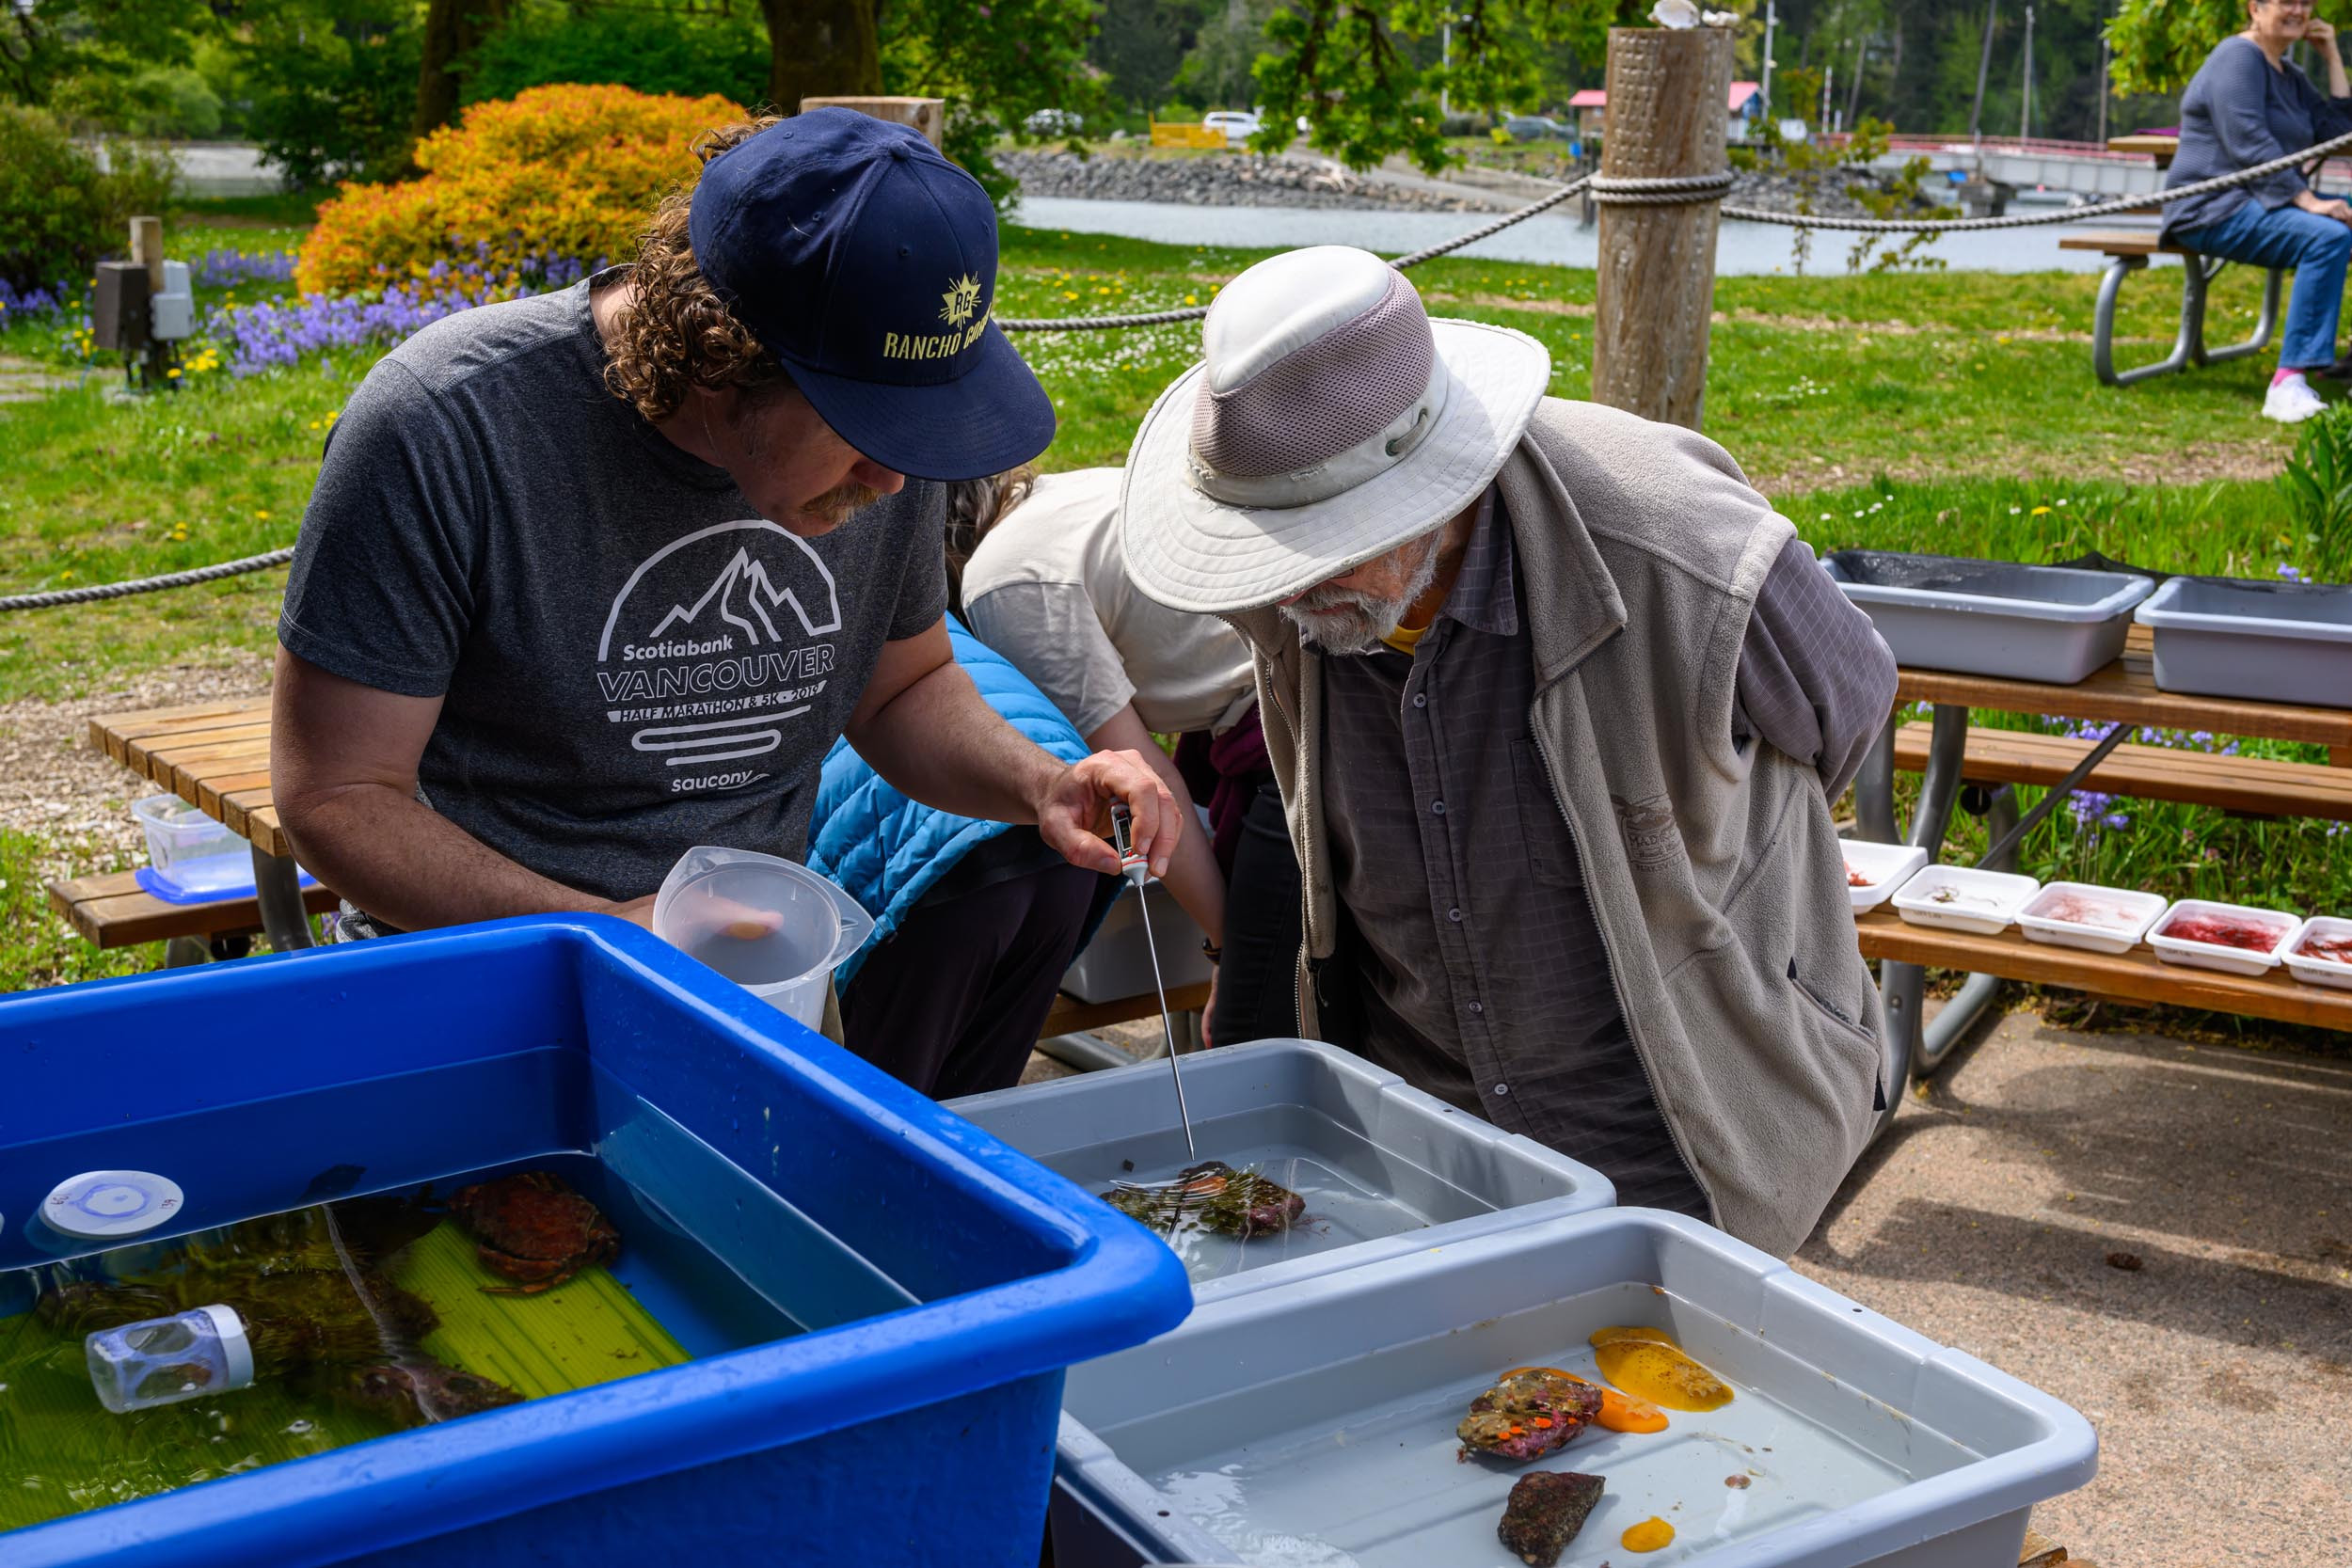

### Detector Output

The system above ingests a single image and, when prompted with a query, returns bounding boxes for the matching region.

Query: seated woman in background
[955,467,1302,1048]
[2163,0,2352,423]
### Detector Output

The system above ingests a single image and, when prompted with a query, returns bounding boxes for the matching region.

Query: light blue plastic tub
[0,917,1190,1568]
[2136,574,2352,709]
[1054,1209,2098,1568]
[1824,550,2154,684]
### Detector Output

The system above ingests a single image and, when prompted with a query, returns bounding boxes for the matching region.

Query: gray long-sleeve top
[2162,35,2352,241]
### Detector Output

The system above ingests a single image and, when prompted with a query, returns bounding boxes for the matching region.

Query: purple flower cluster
[2046,719,2251,837]
[207,283,486,374]
[195,249,298,289]
[205,252,599,376]
[0,278,64,317]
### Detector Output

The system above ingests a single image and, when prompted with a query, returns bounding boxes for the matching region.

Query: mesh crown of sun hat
[1121,245,1551,615]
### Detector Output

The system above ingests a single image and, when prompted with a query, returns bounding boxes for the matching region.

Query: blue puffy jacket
[806,620,1094,987]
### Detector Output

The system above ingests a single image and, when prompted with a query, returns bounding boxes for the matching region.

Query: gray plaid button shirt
[1321,487,1889,1212]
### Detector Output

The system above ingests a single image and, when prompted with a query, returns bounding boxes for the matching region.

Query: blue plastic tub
[0,917,1190,1568]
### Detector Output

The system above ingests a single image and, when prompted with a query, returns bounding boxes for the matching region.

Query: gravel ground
[0,649,271,866]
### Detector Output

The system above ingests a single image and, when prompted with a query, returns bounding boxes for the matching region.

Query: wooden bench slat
[196,767,273,818]
[47,872,338,949]
[1041,980,1213,1040]
[2056,230,2177,257]
[1891,721,2352,819]
[1855,910,2352,1032]
[246,805,294,862]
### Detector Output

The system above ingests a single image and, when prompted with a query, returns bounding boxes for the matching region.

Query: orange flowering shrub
[296,84,745,296]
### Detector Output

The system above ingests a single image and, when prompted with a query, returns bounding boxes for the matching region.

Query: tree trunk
[761,0,882,115]
[414,0,510,142]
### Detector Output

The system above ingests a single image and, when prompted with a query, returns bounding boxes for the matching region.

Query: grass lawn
[0,206,2344,991]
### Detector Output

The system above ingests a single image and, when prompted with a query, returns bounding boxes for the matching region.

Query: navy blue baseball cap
[688,108,1055,483]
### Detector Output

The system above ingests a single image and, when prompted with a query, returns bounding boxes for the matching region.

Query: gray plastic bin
[2135,575,2352,709]
[946,1038,1613,1305]
[1823,550,2154,684]
[1054,1208,2097,1568]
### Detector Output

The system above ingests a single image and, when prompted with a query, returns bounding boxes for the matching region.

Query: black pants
[1213,779,1306,1044]
[839,838,1102,1099]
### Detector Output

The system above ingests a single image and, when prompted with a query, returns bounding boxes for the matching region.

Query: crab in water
[448,1171,619,1295]
[335,1359,524,1430]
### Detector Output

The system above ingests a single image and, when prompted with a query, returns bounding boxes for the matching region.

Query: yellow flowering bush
[296,84,745,296]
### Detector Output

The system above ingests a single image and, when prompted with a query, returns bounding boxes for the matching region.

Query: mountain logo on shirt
[595,518,844,779]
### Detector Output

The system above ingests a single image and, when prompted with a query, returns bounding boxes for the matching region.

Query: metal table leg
[250,844,315,951]
[1873,704,1971,1129]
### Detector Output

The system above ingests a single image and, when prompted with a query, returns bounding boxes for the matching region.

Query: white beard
[1279,531,1447,656]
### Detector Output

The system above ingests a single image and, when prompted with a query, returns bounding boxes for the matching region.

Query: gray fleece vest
[1232,398,1884,1259]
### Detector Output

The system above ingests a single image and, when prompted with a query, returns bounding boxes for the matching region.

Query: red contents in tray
[2299,930,2352,965]
[1846,862,1871,887]
[2034,894,2137,930]
[2161,912,2288,954]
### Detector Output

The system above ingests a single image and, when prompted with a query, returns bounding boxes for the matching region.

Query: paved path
[1799,1007,2352,1568]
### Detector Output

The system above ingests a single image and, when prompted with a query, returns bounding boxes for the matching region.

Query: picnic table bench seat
[2058,227,2282,388]
[48,869,340,962]
[1889,720,2352,820]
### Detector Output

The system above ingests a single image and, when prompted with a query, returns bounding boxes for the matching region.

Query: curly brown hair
[601,115,793,424]
[944,465,1038,617]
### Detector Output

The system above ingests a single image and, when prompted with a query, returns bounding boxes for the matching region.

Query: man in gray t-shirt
[273,110,1180,937]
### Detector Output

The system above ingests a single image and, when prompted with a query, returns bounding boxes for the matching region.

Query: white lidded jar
[86,1303,255,1415]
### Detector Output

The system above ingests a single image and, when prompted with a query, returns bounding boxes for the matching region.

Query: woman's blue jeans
[2175,197,2352,370]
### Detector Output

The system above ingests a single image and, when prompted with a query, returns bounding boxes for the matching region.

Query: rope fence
[16,126,2352,611]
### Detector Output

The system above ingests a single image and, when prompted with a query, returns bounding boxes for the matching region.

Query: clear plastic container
[85,1304,254,1414]
[131,796,251,899]
[652,846,874,1031]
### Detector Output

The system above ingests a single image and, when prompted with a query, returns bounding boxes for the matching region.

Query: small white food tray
[1890,865,2041,936]
[2146,898,2302,976]
[2282,916,2352,990]
[1842,840,1928,912]
[2015,882,2169,956]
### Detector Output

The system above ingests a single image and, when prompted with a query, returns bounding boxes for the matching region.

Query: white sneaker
[2264,372,2327,423]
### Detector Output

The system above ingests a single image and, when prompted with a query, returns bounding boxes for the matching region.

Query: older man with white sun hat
[1120,245,1899,1257]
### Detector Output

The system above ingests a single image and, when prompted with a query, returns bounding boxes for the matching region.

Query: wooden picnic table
[1859,623,2352,1106]
[2106,133,2178,167]
[89,694,313,951]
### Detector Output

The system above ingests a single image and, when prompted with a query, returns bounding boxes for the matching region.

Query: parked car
[1202,110,1263,147]
[1024,108,1084,136]
[1502,114,1570,142]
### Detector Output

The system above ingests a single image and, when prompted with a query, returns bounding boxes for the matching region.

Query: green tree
[461,3,771,108]
[1093,0,1209,113]
[233,0,422,188]
[1253,0,1739,171]
[881,0,1104,205]
[2108,0,2244,96]
[0,0,212,119]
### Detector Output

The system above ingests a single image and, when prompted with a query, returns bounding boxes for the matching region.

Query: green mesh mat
[0,1221,690,1534]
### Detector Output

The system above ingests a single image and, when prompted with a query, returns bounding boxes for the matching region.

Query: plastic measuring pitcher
[651,846,875,1031]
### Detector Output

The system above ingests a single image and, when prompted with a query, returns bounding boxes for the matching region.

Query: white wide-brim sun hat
[1120,245,1551,616]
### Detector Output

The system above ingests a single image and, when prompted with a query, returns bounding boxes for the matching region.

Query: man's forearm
[848,657,1064,822]
[281,783,612,932]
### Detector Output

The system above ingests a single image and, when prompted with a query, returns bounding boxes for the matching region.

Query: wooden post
[129,216,166,292]
[1590,26,1734,430]
[128,215,171,392]
[798,96,946,150]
